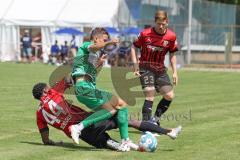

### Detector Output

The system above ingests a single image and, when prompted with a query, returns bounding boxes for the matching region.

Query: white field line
[181,67,240,73]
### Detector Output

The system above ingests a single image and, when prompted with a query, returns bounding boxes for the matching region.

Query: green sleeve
[77,41,92,56]
[72,41,93,78]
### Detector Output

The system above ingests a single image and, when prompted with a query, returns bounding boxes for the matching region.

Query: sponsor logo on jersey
[147,45,163,52]
[146,37,152,44]
[163,40,169,47]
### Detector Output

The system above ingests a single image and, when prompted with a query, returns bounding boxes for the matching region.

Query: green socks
[82,109,113,128]
[80,107,129,141]
[117,107,129,140]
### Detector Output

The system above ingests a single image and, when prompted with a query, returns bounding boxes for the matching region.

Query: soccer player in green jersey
[70,27,137,151]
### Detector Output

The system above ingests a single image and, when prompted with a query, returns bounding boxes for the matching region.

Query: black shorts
[79,117,118,149]
[139,68,173,94]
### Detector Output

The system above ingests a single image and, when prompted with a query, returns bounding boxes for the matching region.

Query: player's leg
[99,95,130,141]
[70,81,116,143]
[129,120,169,134]
[81,108,116,128]
[117,107,128,140]
[79,118,120,150]
[77,92,128,136]
[128,120,182,139]
[70,108,116,144]
[139,68,156,121]
[153,72,174,124]
[113,98,139,151]
[93,96,138,151]
[81,128,121,150]
[72,83,116,128]
[80,89,119,129]
[72,80,136,150]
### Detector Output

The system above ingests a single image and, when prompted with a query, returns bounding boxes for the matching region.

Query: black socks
[154,98,172,118]
[142,100,153,121]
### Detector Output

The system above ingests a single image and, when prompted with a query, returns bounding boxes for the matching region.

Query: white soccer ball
[139,132,158,152]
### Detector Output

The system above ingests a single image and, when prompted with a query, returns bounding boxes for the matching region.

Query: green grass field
[0,62,240,160]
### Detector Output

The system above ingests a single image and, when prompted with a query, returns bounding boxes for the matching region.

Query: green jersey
[72,41,101,83]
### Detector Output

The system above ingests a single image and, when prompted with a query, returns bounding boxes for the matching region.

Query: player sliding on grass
[32,78,182,151]
[32,78,125,150]
[70,27,135,151]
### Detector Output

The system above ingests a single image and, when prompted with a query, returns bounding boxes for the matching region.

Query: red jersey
[36,79,89,138]
[133,27,178,73]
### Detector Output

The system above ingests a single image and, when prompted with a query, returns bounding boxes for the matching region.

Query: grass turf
[0,62,239,160]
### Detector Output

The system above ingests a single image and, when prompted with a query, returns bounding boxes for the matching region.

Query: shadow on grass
[160,148,174,152]
[20,141,104,152]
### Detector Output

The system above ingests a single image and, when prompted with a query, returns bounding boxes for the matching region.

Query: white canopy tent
[0,0,120,61]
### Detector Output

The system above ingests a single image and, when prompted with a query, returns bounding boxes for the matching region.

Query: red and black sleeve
[36,111,49,133]
[169,36,179,53]
[52,79,70,94]
[133,32,144,48]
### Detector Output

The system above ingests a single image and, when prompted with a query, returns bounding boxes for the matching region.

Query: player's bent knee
[101,102,117,115]
[143,86,155,92]
[108,95,119,107]
[164,91,174,100]
[109,96,127,109]
[118,98,127,107]
[145,97,154,101]
[143,87,155,101]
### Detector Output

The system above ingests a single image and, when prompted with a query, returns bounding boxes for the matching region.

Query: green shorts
[75,80,113,110]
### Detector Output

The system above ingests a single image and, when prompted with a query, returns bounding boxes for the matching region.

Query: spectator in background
[21,30,32,63]
[116,41,131,67]
[50,40,60,65]
[70,35,77,49]
[60,41,69,64]
[70,35,78,58]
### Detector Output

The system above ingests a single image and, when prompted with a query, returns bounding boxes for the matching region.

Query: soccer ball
[139,132,158,152]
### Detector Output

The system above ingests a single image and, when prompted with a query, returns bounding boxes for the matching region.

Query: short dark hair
[90,27,110,40]
[155,10,168,22]
[32,83,47,100]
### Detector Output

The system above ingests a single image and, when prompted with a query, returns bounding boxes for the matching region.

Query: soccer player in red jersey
[32,77,181,150]
[33,78,124,150]
[131,10,179,124]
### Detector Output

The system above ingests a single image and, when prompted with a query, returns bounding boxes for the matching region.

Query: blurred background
[0,0,240,68]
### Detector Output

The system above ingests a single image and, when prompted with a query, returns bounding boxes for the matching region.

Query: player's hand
[96,54,107,67]
[133,68,141,77]
[172,72,178,86]
[134,70,141,77]
[99,54,107,63]
[133,64,141,77]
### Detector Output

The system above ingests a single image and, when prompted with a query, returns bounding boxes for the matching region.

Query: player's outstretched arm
[89,38,119,53]
[52,75,73,94]
[40,130,63,146]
